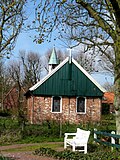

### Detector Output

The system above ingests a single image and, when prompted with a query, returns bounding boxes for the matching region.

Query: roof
[102,92,114,104]
[48,47,58,65]
[72,58,106,93]
[29,57,69,91]
[27,57,106,96]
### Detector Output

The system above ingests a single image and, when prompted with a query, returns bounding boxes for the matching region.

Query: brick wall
[27,96,101,124]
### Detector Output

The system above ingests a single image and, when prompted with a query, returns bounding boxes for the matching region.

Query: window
[76,97,86,113]
[52,96,62,112]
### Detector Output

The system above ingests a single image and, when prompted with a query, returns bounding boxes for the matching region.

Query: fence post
[111,131,115,151]
[94,128,97,142]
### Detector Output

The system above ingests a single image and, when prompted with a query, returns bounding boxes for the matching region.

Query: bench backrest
[75,128,90,143]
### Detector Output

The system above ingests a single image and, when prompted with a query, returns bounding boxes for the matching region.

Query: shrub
[34,147,120,160]
[0,116,116,144]
[0,130,22,144]
[0,110,11,117]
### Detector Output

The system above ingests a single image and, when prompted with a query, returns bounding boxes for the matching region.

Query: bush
[0,130,22,144]
[34,147,120,160]
[22,120,70,138]
[0,117,116,144]
[0,111,11,117]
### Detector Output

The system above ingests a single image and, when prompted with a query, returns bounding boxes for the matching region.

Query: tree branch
[76,0,116,39]
[110,0,120,28]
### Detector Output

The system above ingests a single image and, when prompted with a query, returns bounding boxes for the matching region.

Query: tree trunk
[115,79,120,136]
[114,27,120,137]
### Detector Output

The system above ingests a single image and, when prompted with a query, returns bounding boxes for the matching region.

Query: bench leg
[72,144,75,151]
[64,139,67,149]
[84,145,87,154]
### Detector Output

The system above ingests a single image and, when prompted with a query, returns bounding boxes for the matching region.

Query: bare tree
[103,82,114,92]
[98,50,114,76]
[0,0,26,58]
[73,46,97,73]
[43,46,96,74]
[8,60,26,127]
[0,59,13,111]
[0,59,5,110]
[8,61,22,88]
[20,50,43,88]
[31,0,120,135]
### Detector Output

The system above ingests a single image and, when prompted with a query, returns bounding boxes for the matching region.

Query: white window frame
[51,96,62,113]
[76,97,86,114]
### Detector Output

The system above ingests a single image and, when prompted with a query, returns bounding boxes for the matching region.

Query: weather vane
[67,47,74,64]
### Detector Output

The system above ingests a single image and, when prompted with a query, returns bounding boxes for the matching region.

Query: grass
[0,113,118,160]
[1,139,119,154]
[0,114,116,145]
[0,114,117,153]
[1,142,63,153]
[19,136,63,144]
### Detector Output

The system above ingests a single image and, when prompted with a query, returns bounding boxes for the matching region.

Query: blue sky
[11,1,63,56]
[13,32,63,56]
[11,1,114,87]
[91,73,114,86]
[11,31,114,86]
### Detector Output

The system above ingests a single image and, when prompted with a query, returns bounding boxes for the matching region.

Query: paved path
[1,152,56,160]
[0,144,57,160]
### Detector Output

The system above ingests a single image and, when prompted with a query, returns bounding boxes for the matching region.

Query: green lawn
[0,113,118,160]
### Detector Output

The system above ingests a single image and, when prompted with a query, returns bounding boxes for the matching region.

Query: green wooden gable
[28,58,105,97]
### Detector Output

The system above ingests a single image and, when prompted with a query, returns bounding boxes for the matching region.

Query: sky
[13,32,54,55]
[11,0,67,56]
[13,32,66,56]
[10,1,114,87]
[11,32,114,86]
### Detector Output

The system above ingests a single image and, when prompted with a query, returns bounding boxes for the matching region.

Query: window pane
[77,97,85,112]
[52,97,60,112]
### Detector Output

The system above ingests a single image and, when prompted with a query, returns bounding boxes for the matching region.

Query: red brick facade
[27,96,101,124]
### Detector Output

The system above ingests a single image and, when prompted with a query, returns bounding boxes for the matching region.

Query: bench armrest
[64,133,77,139]
[65,133,77,136]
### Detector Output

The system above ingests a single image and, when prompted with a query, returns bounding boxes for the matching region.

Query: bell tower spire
[48,46,58,73]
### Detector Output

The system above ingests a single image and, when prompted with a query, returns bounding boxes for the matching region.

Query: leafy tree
[32,0,120,135]
[0,0,26,58]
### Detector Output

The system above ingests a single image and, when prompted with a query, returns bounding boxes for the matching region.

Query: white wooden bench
[64,128,90,154]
